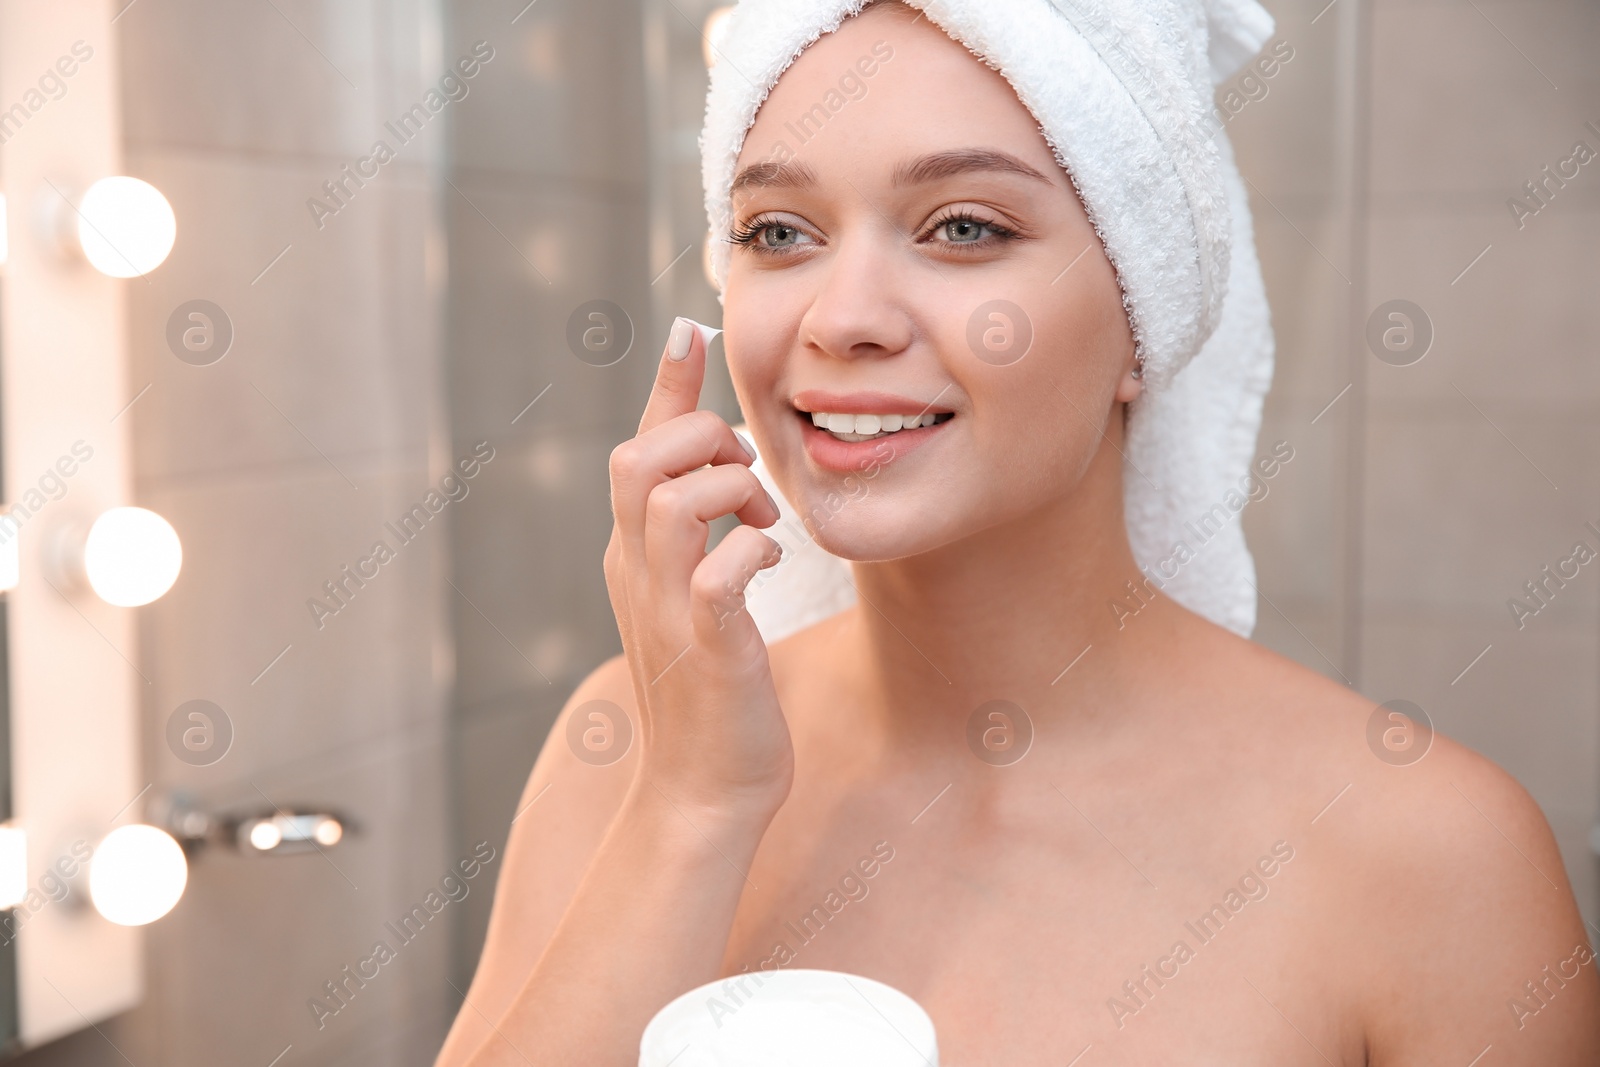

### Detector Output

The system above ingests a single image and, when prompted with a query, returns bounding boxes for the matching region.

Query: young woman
[437,2,1600,1062]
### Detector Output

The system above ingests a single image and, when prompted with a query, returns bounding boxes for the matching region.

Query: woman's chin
[797,509,963,565]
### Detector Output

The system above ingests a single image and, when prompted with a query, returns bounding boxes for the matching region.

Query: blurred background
[0,0,1594,1062]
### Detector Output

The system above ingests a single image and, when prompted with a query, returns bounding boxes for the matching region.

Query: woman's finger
[637,317,706,437]
[642,462,779,606]
[610,411,756,558]
[688,523,783,652]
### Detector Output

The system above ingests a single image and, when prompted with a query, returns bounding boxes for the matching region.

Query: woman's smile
[791,388,957,472]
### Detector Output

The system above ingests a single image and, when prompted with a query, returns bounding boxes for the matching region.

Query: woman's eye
[730,216,816,254]
[925,213,1014,248]
[941,218,987,243]
[761,224,803,248]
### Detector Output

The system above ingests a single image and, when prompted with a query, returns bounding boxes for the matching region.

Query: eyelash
[728,210,1019,256]
[726,214,793,251]
[923,208,1019,250]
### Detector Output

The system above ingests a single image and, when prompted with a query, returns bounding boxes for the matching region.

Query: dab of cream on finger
[687,318,722,350]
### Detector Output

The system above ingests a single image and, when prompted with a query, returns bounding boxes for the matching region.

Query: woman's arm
[430,655,636,1067]
[435,318,793,1066]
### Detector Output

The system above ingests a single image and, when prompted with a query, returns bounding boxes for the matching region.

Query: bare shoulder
[1175,617,1600,1061]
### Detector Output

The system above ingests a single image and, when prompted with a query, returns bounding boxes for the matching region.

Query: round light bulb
[0,825,26,910]
[83,507,182,607]
[89,825,188,926]
[248,821,283,851]
[702,7,734,67]
[313,818,343,846]
[77,176,176,278]
[0,514,18,594]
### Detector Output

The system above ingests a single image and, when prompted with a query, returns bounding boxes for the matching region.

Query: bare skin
[436,4,1600,1064]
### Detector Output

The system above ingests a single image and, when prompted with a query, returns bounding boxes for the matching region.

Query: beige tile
[125,149,441,482]
[447,432,618,711]
[446,0,649,183]
[136,462,450,790]
[445,173,654,442]
[1362,205,1600,410]
[1228,0,1347,204]
[120,0,462,166]
[1361,410,1600,618]
[1368,0,1600,199]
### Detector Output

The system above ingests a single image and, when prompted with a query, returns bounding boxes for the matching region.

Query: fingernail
[735,431,758,461]
[667,317,694,361]
[764,488,779,512]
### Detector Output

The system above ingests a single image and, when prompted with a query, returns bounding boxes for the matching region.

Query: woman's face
[723,2,1138,562]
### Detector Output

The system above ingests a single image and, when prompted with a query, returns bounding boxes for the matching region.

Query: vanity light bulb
[702,7,734,68]
[0,516,18,593]
[248,821,283,851]
[0,826,26,910]
[89,825,187,927]
[77,176,176,278]
[83,507,182,607]
[313,817,343,846]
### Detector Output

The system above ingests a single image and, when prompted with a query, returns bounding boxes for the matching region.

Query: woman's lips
[797,408,952,473]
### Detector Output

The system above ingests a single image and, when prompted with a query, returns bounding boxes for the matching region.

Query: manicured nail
[667,317,694,361]
[735,431,757,461]
[764,488,779,512]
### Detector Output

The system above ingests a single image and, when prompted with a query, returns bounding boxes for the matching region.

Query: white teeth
[804,410,948,441]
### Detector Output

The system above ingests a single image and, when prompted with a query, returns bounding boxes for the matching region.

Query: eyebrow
[730,158,820,197]
[729,148,1055,198]
[891,148,1055,188]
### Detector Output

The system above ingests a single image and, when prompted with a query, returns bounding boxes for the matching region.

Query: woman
[438,1,1600,1062]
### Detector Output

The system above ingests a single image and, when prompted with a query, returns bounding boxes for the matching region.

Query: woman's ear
[1113,354,1144,404]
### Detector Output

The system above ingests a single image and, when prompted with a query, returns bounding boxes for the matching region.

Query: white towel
[703,0,1278,639]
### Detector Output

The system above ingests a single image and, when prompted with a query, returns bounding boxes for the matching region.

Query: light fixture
[82,506,182,607]
[702,7,734,68]
[75,177,175,278]
[239,812,346,854]
[0,515,18,594]
[162,797,353,857]
[88,825,187,927]
[247,821,282,851]
[0,825,25,910]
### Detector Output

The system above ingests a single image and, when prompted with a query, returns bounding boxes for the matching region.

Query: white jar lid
[639,968,938,1067]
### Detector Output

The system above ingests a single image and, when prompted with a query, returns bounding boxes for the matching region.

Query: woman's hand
[604,316,792,825]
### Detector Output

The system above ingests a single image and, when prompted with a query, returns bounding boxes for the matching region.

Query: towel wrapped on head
[701,0,1278,639]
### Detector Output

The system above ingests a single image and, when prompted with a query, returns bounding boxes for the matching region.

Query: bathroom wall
[437,0,653,982]
[1238,0,1600,926]
[15,0,462,1063]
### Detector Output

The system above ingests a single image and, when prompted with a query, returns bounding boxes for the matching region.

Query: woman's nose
[796,226,916,362]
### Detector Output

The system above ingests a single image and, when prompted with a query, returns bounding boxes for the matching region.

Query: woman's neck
[836,438,1180,747]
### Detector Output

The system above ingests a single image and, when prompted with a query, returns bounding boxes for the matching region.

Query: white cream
[639,968,938,1067]
[808,411,943,442]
